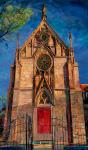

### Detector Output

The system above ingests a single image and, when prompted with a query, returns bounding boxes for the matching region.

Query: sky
[0,0,88,97]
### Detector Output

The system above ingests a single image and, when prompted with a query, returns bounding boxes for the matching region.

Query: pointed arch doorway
[37,107,51,134]
[36,88,52,134]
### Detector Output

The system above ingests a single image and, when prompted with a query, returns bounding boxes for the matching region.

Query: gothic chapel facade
[4,5,86,150]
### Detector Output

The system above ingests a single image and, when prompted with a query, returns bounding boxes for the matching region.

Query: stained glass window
[37,54,52,71]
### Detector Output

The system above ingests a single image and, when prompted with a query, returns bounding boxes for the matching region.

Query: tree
[0,107,6,137]
[0,95,6,109]
[0,3,33,39]
[0,95,6,137]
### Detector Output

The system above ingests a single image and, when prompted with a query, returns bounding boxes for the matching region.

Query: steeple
[69,32,75,63]
[16,33,20,62]
[42,4,47,21]
[16,33,20,50]
[69,32,72,48]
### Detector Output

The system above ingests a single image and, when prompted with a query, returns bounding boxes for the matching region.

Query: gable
[19,20,68,58]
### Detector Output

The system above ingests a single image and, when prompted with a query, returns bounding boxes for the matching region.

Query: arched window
[39,90,50,104]
[37,89,51,105]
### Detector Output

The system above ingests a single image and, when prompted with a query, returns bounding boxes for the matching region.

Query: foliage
[0,96,6,109]
[0,95,6,136]
[0,3,33,38]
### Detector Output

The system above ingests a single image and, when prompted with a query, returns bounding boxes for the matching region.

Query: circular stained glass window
[39,32,49,43]
[37,54,52,71]
[41,34,47,41]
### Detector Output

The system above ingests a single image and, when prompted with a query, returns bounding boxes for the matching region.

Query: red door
[37,107,51,133]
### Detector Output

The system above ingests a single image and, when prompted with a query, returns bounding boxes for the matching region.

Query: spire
[42,4,47,21]
[16,33,20,62]
[69,32,72,48]
[69,32,75,63]
[16,33,20,50]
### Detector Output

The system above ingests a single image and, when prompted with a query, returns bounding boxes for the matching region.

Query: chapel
[4,5,86,150]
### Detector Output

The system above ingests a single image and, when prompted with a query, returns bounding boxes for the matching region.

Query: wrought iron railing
[0,115,87,150]
[0,114,32,150]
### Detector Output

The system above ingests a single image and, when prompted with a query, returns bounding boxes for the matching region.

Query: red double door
[37,107,51,133]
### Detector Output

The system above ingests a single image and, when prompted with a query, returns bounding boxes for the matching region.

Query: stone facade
[80,84,88,143]
[4,5,86,149]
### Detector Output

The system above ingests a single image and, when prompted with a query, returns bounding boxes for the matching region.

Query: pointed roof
[20,5,69,51]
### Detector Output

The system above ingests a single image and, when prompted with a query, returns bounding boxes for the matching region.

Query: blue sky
[0,0,88,96]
